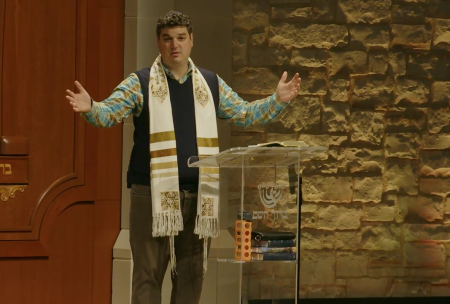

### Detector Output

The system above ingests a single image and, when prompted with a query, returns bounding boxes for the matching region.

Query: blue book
[251,239,296,248]
[252,246,296,253]
[251,252,296,261]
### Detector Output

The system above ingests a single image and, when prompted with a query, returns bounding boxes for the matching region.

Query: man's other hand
[66,81,91,113]
[276,72,301,103]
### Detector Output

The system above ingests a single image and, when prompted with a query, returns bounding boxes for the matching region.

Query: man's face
[157,26,193,69]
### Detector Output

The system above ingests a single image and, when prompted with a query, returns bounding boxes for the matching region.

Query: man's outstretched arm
[217,72,301,127]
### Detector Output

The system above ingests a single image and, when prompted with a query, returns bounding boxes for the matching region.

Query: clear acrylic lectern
[188,146,327,304]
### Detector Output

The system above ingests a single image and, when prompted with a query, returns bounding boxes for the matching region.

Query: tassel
[170,235,177,276]
[203,238,208,276]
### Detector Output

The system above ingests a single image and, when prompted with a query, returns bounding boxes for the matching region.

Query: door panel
[0,0,124,303]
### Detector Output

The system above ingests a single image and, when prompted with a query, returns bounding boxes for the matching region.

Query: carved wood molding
[0,185,27,202]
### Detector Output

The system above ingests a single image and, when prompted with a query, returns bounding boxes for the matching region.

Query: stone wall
[231,0,450,299]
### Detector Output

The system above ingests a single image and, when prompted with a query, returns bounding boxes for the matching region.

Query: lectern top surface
[187,146,327,168]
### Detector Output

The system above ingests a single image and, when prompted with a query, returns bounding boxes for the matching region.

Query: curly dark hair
[156,11,193,38]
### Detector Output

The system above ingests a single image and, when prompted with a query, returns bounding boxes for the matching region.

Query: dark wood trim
[0,0,5,137]
[0,136,29,155]
[0,241,48,258]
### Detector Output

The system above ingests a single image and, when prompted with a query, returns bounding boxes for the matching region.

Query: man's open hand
[66,81,91,113]
[276,72,301,103]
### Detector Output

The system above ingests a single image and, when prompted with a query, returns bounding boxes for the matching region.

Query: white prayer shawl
[149,55,220,274]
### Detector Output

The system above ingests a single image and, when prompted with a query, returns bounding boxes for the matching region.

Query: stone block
[335,231,362,249]
[337,0,390,24]
[363,202,396,222]
[407,53,449,80]
[251,33,266,46]
[431,285,450,297]
[350,111,384,145]
[385,133,420,159]
[369,52,388,74]
[428,107,450,133]
[291,49,328,68]
[404,224,450,242]
[303,175,353,203]
[421,150,450,177]
[368,267,409,277]
[300,250,335,284]
[269,23,348,49]
[384,160,419,195]
[232,32,248,66]
[268,96,321,133]
[230,133,264,148]
[249,46,290,66]
[316,204,362,230]
[385,108,426,132]
[391,24,432,50]
[349,25,390,50]
[388,52,406,76]
[369,250,402,267]
[232,67,279,95]
[397,196,444,223]
[431,81,450,106]
[422,133,450,149]
[392,5,425,24]
[394,78,430,107]
[233,10,269,32]
[433,19,450,50]
[299,71,328,95]
[336,251,369,277]
[350,75,395,110]
[300,228,334,249]
[322,101,350,132]
[330,78,350,102]
[361,224,401,251]
[330,51,367,75]
[271,6,312,22]
[420,178,450,197]
[347,278,390,297]
[311,0,336,22]
[353,177,383,203]
[337,148,384,174]
[426,0,450,19]
[404,243,446,268]
[307,286,346,298]
[387,281,431,297]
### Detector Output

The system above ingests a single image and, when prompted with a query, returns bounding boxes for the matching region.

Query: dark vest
[127,67,220,190]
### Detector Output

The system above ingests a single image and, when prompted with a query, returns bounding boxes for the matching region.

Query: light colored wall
[113,1,233,303]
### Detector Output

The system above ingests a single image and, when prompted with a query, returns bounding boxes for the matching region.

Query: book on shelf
[251,246,297,254]
[251,252,296,261]
[249,141,309,148]
[251,230,296,241]
[251,239,296,248]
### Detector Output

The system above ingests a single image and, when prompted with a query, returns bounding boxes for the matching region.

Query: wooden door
[0,0,124,303]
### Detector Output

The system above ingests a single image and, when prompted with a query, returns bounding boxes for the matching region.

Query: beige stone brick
[421,150,450,177]
[303,176,353,203]
[404,224,450,242]
[349,25,390,50]
[392,5,425,24]
[347,278,390,297]
[368,267,409,278]
[350,111,384,145]
[330,136,348,146]
[384,160,419,195]
[404,243,446,268]
[350,75,395,110]
[361,224,401,251]
[232,67,278,95]
[363,202,395,222]
[409,268,446,278]
[335,231,362,249]
[300,228,334,249]
[232,32,248,66]
[398,196,444,223]
[337,0,390,24]
[249,46,290,66]
[233,10,269,32]
[433,19,450,50]
[291,49,328,68]
[431,81,450,105]
[268,96,320,132]
[322,101,350,132]
[338,148,384,174]
[394,78,430,107]
[353,177,383,203]
[422,134,450,150]
[336,251,369,277]
[301,212,317,228]
[307,286,346,298]
[385,133,420,159]
[251,33,266,46]
[269,23,348,49]
[391,24,432,50]
[385,108,426,132]
[316,204,361,230]
[312,0,336,22]
[388,52,406,76]
[271,6,311,22]
[300,250,335,284]
[420,178,450,197]
[428,107,450,133]
[369,52,388,74]
[330,51,367,75]
[230,133,264,148]
[369,250,403,267]
[387,280,431,297]
[407,53,448,79]
[431,285,450,297]
[299,71,328,95]
[329,78,349,102]
[426,0,450,19]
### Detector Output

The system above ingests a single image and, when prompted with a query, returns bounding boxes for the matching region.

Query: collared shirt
[82,61,288,128]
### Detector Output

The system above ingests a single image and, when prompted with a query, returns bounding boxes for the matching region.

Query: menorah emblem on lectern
[258,182,285,209]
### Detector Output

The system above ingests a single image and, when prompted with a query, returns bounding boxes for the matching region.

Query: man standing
[66,11,300,304]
